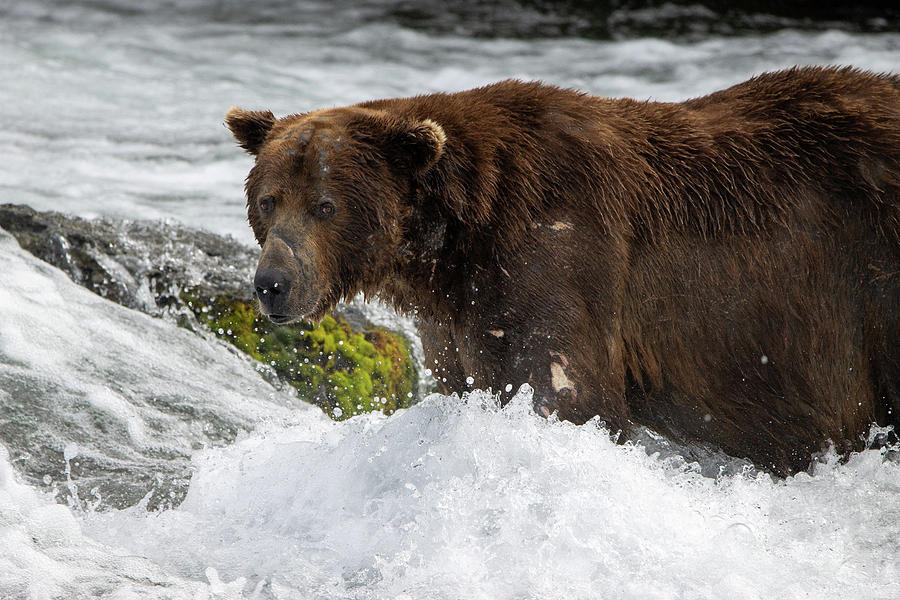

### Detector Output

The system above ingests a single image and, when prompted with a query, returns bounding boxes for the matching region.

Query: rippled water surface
[1,1,899,598]
[3,1,899,241]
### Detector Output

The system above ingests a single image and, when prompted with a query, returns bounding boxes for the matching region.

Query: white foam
[79,389,900,599]
[0,444,225,599]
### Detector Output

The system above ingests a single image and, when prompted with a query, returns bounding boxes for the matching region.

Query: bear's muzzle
[254,230,321,322]
[254,268,293,322]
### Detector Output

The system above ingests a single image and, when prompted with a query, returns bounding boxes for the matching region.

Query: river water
[0,1,898,598]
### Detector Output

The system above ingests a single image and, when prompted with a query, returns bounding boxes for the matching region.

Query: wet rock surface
[0,203,258,316]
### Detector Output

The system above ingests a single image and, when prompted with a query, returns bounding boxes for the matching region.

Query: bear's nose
[254,268,292,312]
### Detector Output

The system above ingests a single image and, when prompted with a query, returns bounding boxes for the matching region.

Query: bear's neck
[374,83,614,322]
[385,193,475,323]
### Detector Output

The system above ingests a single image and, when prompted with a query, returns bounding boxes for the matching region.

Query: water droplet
[63,443,79,461]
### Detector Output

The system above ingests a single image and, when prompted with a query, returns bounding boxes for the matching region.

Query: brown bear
[226,66,900,475]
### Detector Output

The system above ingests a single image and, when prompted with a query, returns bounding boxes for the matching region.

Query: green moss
[180,288,416,420]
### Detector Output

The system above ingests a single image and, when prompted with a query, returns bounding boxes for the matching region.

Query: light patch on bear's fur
[418,119,446,171]
[529,221,574,231]
[489,329,504,338]
[550,221,574,231]
[422,119,446,150]
[549,351,575,392]
[550,363,575,392]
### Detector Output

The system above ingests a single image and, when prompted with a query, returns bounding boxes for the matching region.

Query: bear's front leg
[449,312,633,434]
[419,313,632,434]
[504,329,632,434]
[417,317,467,396]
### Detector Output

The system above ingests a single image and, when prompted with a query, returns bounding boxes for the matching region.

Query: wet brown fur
[227,66,900,475]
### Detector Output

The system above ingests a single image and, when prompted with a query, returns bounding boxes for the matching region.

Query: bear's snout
[254,268,293,320]
[254,229,322,322]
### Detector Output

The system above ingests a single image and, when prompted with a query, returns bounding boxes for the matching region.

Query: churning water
[0,1,899,598]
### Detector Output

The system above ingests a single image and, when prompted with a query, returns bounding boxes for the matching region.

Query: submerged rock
[0,203,419,420]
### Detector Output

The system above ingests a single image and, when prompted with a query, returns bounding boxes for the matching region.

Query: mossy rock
[182,288,417,420]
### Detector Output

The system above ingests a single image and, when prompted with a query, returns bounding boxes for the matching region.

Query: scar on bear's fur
[227,66,900,475]
[549,352,575,393]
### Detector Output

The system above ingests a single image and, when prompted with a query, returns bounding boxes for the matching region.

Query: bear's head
[226,106,446,323]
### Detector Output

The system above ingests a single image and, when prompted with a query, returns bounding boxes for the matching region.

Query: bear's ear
[355,114,446,174]
[386,119,446,174]
[225,107,276,155]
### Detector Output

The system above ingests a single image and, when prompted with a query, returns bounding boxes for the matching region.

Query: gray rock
[0,203,257,318]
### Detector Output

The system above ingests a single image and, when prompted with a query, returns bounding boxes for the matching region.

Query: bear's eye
[316,200,335,218]
[259,196,275,215]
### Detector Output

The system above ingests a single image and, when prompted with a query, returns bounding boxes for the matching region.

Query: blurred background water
[2,0,898,241]
[0,1,898,598]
